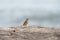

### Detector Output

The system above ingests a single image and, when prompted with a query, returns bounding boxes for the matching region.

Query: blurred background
[0,0,60,28]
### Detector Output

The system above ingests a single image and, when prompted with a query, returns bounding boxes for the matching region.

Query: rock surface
[0,26,60,40]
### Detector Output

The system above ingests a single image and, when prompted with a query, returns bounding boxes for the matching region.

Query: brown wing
[23,18,29,26]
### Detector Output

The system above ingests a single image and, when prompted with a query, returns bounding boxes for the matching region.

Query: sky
[0,0,59,9]
[0,0,60,27]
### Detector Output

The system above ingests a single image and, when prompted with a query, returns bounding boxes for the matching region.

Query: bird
[23,18,29,26]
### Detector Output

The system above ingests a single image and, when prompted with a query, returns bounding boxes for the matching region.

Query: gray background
[0,0,60,28]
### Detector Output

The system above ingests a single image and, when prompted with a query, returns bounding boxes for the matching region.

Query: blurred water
[0,0,60,28]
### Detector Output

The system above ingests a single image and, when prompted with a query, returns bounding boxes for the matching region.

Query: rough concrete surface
[0,26,60,40]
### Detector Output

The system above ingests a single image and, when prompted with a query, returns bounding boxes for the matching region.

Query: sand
[0,26,60,40]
